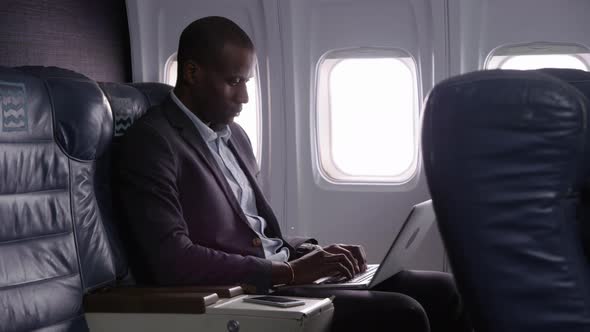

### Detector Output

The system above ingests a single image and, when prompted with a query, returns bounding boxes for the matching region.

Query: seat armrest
[84,288,219,314]
[108,285,245,298]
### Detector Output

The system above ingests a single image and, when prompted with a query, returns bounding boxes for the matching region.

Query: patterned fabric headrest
[99,82,172,137]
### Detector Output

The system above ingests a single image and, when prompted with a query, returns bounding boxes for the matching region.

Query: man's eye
[228,78,241,86]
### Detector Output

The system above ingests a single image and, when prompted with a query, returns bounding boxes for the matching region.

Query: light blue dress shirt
[170,92,289,262]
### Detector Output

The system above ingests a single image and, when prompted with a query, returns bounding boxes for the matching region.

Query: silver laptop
[285,200,435,290]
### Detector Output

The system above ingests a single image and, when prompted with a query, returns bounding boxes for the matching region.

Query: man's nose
[236,85,249,104]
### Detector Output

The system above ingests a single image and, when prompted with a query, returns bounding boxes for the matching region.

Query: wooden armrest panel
[84,290,219,314]
[108,285,244,298]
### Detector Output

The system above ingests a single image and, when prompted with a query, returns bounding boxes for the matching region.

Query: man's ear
[182,60,202,86]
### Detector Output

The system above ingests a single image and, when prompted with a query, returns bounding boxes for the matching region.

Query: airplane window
[485,43,590,71]
[497,54,588,70]
[316,55,419,184]
[165,58,178,85]
[164,54,260,161]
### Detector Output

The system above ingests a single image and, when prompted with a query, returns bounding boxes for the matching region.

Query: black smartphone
[243,295,306,308]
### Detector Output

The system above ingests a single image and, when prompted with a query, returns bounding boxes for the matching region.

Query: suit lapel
[162,97,247,223]
[228,140,288,245]
[163,97,292,251]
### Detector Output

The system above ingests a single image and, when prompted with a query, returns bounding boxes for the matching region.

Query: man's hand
[322,243,368,274]
[286,244,367,284]
[287,246,355,284]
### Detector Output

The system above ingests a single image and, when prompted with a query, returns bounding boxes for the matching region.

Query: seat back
[0,65,171,331]
[422,69,590,331]
[536,68,590,261]
[98,81,172,284]
[0,66,117,331]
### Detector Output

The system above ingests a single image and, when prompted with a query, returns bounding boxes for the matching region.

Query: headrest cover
[0,67,53,143]
[99,82,150,137]
[99,82,172,137]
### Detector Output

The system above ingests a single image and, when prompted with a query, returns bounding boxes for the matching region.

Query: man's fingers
[351,245,367,271]
[328,262,353,280]
[342,248,360,274]
[323,253,355,277]
[324,245,360,274]
[339,244,367,273]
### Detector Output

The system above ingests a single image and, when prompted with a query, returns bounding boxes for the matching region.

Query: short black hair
[177,16,254,71]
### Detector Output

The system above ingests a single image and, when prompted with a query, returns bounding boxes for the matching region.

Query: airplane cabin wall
[124,0,590,270]
[281,0,445,267]
[451,0,590,73]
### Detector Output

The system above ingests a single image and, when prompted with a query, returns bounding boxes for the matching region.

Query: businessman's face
[196,42,254,128]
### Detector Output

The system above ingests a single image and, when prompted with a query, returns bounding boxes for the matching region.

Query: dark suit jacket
[115,96,313,291]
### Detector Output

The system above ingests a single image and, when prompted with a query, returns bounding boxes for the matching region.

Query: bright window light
[238,79,259,160]
[164,54,260,161]
[317,55,419,183]
[165,59,178,86]
[485,43,590,71]
[499,54,588,70]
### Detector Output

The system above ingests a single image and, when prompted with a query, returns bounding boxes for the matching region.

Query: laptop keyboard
[316,264,379,284]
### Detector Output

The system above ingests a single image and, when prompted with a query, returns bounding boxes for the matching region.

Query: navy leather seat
[537,68,590,262]
[0,66,118,331]
[0,66,181,331]
[98,80,172,284]
[422,69,590,331]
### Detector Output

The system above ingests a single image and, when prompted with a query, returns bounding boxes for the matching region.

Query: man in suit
[115,16,471,332]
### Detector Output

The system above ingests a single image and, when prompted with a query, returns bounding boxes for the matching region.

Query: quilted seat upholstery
[0,65,172,331]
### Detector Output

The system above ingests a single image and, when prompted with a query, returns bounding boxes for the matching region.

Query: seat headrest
[128,82,173,107]
[0,67,53,144]
[13,66,113,160]
[99,82,172,137]
[15,66,91,80]
[537,68,590,100]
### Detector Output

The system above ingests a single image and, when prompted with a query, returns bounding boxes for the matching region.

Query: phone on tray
[243,295,306,308]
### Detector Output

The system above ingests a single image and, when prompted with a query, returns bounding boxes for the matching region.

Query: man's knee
[403,270,461,307]
[419,271,465,323]
[329,291,429,332]
[430,272,462,310]
[388,295,430,332]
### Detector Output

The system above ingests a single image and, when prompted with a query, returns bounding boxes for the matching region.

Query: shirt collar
[170,91,231,143]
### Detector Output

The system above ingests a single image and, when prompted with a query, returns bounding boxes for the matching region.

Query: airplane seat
[16,66,131,284]
[0,65,118,331]
[0,66,232,332]
[536,68,590,261]
[422,69,590,331]
[97,81,172,285]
